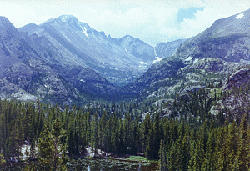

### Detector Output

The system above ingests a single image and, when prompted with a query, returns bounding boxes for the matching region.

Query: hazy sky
[0,0,249,46]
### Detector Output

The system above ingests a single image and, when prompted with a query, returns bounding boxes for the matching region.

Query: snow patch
[140,61,145,64]
[154,48,158,57]
[80,79,85,83]
[62,33,71,42]
[193,58,199,64]
[184,56,192,61]
[236,13,244,19]
[83,27,88,37]
[60,16,68,22]
[153,57,162,63]
[20,143,38,160]
[60,15,75,22]
[21,144,31,160]
[92,32,96,39]
[125,48,128,52]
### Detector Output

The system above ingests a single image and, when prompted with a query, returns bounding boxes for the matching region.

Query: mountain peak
[0,16,18,37]
[59,15,78,23]
[122,35,141,43]
[0,16,11,27]
[123,35,133,39]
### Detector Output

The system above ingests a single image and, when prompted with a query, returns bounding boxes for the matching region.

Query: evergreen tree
[235,114,249,170]
[159,140,167,170]
[38,119,68,170]
[0,153,6,165]
[91,113,99,156]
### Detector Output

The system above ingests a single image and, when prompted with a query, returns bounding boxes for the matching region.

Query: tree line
[1,81,250,170]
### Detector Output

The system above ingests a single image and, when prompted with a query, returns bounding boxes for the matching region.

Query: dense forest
[1,81,250,170]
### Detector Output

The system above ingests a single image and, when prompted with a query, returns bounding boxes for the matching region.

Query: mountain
[0,15,165,104]
[125,9,250,102]
[155,38,187,58]
[207,67,250,119]
[2,8,250,105]
[176,8,250,63]
[19,15,157,86]
[0,16,119,105]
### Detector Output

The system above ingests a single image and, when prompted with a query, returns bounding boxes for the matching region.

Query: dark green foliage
[1,82,250,170]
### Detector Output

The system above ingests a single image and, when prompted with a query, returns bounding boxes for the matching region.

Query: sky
[0,0,250,46]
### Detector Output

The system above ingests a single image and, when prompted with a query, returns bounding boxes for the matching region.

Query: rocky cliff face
[175,8,250,63]
[155,39,187,58]
[209,67,250,119]
[2,8,250,105]
[224,68,250,89]
[124,56,244,101]
[0,16,119,105]
[124,9,250,102]
[0,16,38,101]
[19,15,157,86]
[124,58,185,97]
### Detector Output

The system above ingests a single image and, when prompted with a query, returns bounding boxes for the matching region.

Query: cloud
[175,0,250,38]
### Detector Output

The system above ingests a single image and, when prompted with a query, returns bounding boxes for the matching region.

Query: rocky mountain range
[155,38,187,58]
[124,8,250,103]
[1,8,250,106]
[0,16,117,104]
[19,15,157,86]
[0,15,186,104]
[176,9,250,63]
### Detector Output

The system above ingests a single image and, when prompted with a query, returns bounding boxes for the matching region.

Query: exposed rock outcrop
[225,68,250,89]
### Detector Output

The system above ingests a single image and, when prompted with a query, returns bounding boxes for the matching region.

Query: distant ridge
[19,15,157,86]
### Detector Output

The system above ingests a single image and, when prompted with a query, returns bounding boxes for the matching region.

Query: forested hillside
[1,6,250,171]
[1,76,250,170]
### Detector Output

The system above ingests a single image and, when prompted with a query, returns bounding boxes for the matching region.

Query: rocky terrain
[124,9,250,103]
[0,16,119,105]
[0,14,188,104]
[19,15,157,86]
[155,38,187,58]
[175,8,250,63]
[1,8,250,106]
[208,67,250,120]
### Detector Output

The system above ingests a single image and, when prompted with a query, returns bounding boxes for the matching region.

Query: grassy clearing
[127,156,148,162]
[127,156,159,164]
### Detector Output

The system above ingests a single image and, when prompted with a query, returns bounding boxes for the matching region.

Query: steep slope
[116,35,155,61]
[176,8,250,63]
[0,16,39,101]
[0,16,118,104]
[125,9,250,102]
[155,39,187,58]
[209,67,250,120]
[19,15,157,86]
[124,58,185,97]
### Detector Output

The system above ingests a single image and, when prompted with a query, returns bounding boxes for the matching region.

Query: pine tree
[0,153,6,165]
[142,113,151,153]
[159,139,167,170]
[225,122,238,170]
[235,114,248,170]
[38,125,54,170]
[203,129,216,170]
[91,112,99,156]
[181,134,190,170]
[152,113,162,159]
[188,139,205,171]
[38,119,68,170]
[167,138,182,171]
[145,127,154,159]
